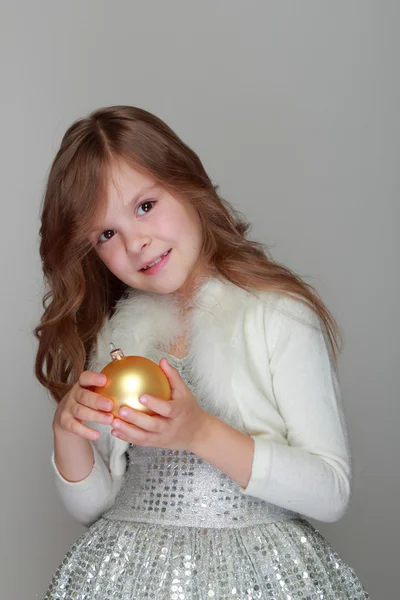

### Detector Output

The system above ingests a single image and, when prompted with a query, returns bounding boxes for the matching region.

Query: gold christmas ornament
[94,343,171,417]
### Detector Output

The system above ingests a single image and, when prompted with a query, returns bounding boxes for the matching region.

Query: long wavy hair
[34,105,343,402]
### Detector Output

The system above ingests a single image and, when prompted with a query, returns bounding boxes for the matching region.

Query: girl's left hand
[110,358,210,452]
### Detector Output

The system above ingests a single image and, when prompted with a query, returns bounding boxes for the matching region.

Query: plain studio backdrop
[1,2,398,598]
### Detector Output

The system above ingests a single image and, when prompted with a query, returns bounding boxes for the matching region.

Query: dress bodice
[102,352,299,528]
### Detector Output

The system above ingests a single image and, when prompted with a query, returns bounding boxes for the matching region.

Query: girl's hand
[111,358,211,451]
[53,371,114,441]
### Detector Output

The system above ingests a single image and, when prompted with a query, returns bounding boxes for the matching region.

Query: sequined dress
[43,353,369,599]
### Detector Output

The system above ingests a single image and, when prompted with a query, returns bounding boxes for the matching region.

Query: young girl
[35,105,369,599]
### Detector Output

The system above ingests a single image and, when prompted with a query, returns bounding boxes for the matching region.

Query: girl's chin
[127,278,185,296]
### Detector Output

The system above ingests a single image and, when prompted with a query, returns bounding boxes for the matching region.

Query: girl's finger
[111,420,153,444]
[78,371,107,389]
[64,419,101,441]
[117,406,167,431]
[159,359,182,394]
[72,403,114,426]
[138,394,174,418]
[76,388,114,412]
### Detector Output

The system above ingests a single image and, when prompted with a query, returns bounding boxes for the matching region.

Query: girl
[35,105,369,599]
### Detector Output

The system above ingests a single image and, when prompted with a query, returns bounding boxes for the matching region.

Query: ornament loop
[110,342,124,361]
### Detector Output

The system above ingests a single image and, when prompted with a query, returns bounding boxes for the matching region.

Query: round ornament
[94,343,171,417]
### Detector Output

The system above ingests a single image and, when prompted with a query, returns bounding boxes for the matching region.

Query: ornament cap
[110,342,124,361]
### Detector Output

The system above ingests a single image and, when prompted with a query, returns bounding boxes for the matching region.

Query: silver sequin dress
[43,353,369,599]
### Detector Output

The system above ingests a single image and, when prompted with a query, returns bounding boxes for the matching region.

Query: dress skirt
[43,444,369,599]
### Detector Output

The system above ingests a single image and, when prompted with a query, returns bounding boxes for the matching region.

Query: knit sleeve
[241,295,352,522]
[51,421,126,526]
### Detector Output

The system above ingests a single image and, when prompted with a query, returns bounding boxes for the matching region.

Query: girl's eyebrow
[90,184,159,235]
[131,184,159,207]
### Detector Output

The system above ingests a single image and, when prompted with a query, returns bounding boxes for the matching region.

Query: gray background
[1,1,398,598]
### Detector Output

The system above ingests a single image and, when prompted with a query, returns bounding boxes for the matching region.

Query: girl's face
[90,162,207,299]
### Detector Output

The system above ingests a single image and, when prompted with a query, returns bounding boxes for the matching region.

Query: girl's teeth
[148,256,162,268]
[143,250,170,270]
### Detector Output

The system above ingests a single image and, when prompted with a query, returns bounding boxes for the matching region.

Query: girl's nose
[125,233,151,255]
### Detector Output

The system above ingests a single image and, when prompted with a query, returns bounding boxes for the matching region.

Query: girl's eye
[98,229,116,243]
[137,200,156,216]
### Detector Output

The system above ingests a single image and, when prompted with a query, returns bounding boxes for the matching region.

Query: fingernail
[139,396,148,404]
[99,375,107,384]
[119,408,128,418]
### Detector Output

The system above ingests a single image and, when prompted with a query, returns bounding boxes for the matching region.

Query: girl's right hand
[53,371,114,441]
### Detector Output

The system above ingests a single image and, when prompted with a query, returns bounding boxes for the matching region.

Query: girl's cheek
[101,249,119,269]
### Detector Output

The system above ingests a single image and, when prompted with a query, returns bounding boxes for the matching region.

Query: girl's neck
[172,267,214,313]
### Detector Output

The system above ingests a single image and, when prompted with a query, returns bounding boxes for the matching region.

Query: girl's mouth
[140,249,172,275]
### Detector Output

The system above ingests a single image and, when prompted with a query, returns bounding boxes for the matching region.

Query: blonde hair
[34,105,343,402]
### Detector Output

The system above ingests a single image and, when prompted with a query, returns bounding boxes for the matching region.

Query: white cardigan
[51,277,351,526]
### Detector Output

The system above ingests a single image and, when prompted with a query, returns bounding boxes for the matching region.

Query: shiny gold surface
[94,356,171,417]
